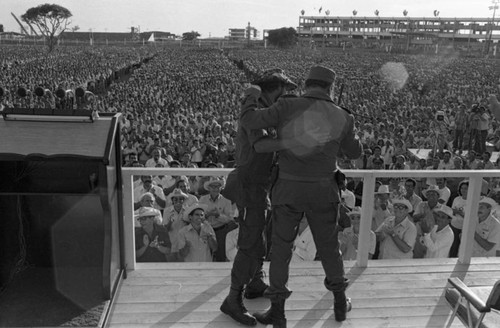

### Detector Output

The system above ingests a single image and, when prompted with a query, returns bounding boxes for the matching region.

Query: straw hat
[183,203,209,221]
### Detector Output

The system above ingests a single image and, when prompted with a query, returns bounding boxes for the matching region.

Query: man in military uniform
[220,69,298,326]
[240,65,362,326]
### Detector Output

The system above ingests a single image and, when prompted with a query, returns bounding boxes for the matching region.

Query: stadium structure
[297,15,500,49]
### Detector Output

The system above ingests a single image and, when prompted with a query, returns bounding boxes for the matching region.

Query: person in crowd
[135,207,173,262]
[133,175,166,210]
[463,197,500,257]
[403,178,422,216]
[375,198,417,259]
[291,215,317,262]
[145,148,169,168]
[174,177,199,206]
[438,151,454,170]
[436,177,451,205]
[173,203,217,262]
[450,180,469,257]
[413,185,442,225]
[225,222,239,262]
[453,103,467,152]
[340,207,376,260]
[417,205,454,258]
[199,177,236,262]
[240,65,362,324]
[372,185,393,232]
[162,188,189,257]
[134,192,163,227]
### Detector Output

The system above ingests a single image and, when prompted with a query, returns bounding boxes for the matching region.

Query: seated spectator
[438,151,454,170]
[291,215,316,262]
[417,205,454,258]
[462,197,500,257]
[173,203,217,262]
[375,199,417,259]
[339,207,376,260]
[199,177,236,261]
[135,207,173,262]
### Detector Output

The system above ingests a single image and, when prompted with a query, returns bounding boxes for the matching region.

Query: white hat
[134,207,161,220]
[167,188,189,202]
[183,203,209,221]
[375,185,390,194]
[479,197,498,208]
[433,205,453,219]
[392,198,413,213]
[347,206,362,217]
[203,177,225,191]
[422,185,441,199]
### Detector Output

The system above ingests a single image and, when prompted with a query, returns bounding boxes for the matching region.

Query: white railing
[122,167,500,270]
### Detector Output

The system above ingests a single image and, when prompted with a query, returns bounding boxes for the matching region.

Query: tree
[21,3,72,52]
[267,27,297,48]
[182,31,200,41]
[353,10,358,16]
[301,9,305,16]
[374,9,380,17]
[71,25,80,32]
[434,10,440,17]
[403,10,408,17]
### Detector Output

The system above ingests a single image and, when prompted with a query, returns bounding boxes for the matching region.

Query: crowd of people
[1,44,500,265]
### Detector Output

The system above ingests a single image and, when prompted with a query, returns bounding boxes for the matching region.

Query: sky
[2,0,499,38]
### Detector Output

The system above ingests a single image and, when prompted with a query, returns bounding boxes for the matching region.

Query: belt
[279,171,336,182]
[213,223,228,231]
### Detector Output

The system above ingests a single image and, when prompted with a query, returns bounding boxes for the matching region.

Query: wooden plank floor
[106,257,500,328]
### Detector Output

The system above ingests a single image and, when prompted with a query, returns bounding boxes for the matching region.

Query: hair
[305,79,331,90]
[405,178,417,187]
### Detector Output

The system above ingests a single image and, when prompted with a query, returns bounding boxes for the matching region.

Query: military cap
[252,68,297,90]
[306,65,336,84]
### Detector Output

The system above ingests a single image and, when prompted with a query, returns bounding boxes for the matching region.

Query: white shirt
[145,157,169,168]
[291,226,317,262]
[421,225,454,258]
[451,196,467,229]
[225,227,239,261]
[472,214,500,257]
[341,227,376,260]
[439,186,451,204]
[341,189,356,209]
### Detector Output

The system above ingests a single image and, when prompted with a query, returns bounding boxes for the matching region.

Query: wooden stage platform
[105,257,500,328]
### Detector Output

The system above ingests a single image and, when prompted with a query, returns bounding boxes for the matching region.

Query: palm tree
[403,10,408,17]
[301,9,305,16]
[375,9,380,17]
[353,10,357,16]
[325,10,330,16]
[434,10,440,17]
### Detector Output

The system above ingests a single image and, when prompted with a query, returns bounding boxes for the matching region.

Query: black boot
[253,299,286,328]
[244,277,269,299]
[220,287,257,326]
[333,291,352,322]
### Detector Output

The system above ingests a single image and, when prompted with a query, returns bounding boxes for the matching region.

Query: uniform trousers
[231,206,267,287]
[265,202,346,300]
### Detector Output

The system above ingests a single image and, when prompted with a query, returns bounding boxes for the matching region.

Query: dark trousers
[449,224,462,258]
[265,202,346,300]
[453,129,464,151]
[230,206,267,288]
